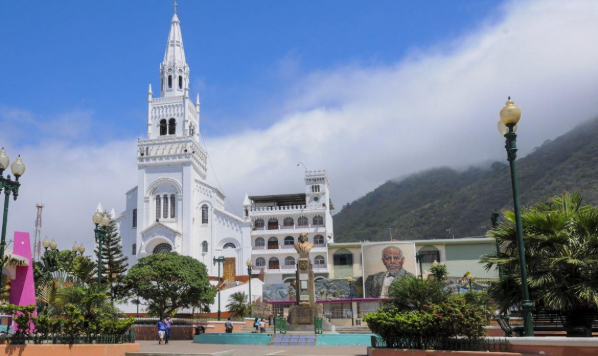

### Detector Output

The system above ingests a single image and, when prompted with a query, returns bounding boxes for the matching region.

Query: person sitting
[253,317,259,333]
[259,318,266,333]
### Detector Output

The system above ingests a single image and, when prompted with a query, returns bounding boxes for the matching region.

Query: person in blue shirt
[156,317,166,345]
[164,316,172,344]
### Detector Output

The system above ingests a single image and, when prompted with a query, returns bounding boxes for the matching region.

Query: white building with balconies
[243,170,334,284]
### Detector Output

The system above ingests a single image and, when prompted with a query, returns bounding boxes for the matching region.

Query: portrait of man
[364,245,415,298]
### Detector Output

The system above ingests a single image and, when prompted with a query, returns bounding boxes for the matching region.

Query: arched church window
[268,218,279,230]
[163,195,168,218]
[132,243,137,255]
[314,255,326,267]
[254,237,265,249]
[168,118,176,135]
[170,194,176,218]
[314,235,325,246]
[153,243,172,254]
[202,241,208,253]
[268,257,279,269]
[254,219,264,230]
[285,256,295,266]
[178,76,183,89]
[155,196,161,221]
[159,119,167,136]
[161,78,164,92]
[223,243,236,249]
[132,209,137,228]
[268,237,279,250]
[202,204,208,224]
[283,217,294,227]
[255,257,265,268]
[313,215,324,227]
[168,75,172,88]
[298,216,308,227]
[284,236,294,247]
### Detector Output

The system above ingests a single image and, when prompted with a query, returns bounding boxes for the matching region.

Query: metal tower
[34,203,44,261]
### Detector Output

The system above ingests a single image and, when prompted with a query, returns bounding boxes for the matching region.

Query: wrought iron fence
[6,332,135,345]
[371,335,510,352]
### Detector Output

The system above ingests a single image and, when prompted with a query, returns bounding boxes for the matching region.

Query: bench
[495,311,598,337]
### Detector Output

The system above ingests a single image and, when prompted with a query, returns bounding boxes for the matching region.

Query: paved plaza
[134,340,368,356]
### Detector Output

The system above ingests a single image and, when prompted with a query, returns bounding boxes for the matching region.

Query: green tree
[429,262,448,282]
[386,277,449,312]
[226,292,249,317]
[482,192,598,315]
[123,252,215,318]
[95,218,128,302]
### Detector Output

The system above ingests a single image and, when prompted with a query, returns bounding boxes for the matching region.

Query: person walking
[156,317,167,345]
[225,317,234,333]
[164,315,172,344]
[253,317,259,333]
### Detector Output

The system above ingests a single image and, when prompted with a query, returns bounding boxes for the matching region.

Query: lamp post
[213,256,225,321]
[347,277,354,326]
[246,259,253,317]
[41,237,85,271]
[415,253,424,279]
[92,210,111,294]
[497,97,533,337]
[490,211,503,279]
[0,149,25,290]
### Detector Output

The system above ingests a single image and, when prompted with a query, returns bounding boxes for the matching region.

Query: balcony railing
[281,244,295,249]
[314,243,326,248]
[313,263,327,269]
[252,224,325,231]
[252,244,327,251]
[282,264,296,269]
[253,245,265,250]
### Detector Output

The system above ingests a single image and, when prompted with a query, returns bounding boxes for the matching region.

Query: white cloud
[3,0,598,249]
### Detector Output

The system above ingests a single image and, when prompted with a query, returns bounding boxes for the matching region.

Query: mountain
[333,118,598,242]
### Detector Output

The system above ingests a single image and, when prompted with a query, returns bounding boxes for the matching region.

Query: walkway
[134,340,368,356]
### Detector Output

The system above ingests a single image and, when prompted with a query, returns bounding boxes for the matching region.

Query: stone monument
[287,233,334,331]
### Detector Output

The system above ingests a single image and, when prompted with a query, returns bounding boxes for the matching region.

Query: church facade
[118,11,251,279]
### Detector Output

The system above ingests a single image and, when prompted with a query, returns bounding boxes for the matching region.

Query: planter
[0,343,140,356]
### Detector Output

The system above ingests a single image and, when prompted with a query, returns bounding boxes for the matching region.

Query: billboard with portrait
[361,241,417,298]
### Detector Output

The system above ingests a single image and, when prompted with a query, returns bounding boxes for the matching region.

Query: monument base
[287,305,336,332]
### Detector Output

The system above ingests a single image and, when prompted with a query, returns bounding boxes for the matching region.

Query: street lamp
[213,256,225,321]
[415,253,424,279]
[93,210,111,294]
[498,97,533,337]
[41,237,85,271]
[347,277,355,326]
[246,259,253,317]
[0,149,25,290]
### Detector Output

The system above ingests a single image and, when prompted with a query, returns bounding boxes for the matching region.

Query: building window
[155,196,161,221]
[313,215,324,227]
[314,255,326,267]
[223,243,236,249]
[254,219,264,230]
[178,76,183,89]
[268,218,279,230]
[285,256,295,266]
[168,118,176,135]
[254,237,265,249]
[170,194,176,218]
[153,243,172,254]
[311,185,320,192]
[268,257,280,269]
[283,217,294,227]
[284,236,294,247]
[202,241,208,253]
[255,257,266,268]
[161,78,164,92]
[418,245,441,263]
[132,243,137,255]
[268,237,279,250]
[163,195,168,218]
[298,216,308,227]
[202,204,208,224]
[333,249,353,265]
[314,235,325,246]
[168,75,172,88]
[159,119,167,136]
[132,209,137,228]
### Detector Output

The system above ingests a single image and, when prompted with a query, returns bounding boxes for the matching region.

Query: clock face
[314,196,320,202]
[168,68,173,73]
[178,69,183,74]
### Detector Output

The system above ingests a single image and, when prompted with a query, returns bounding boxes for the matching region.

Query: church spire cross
[173,1,178,14]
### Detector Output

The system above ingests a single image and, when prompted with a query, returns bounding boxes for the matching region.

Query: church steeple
[160,9,189,97]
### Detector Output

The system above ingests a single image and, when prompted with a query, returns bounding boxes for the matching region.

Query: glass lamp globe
[347,277,354,283]
[50,239,58,250]
[0,148,9,170]
[92,211,103,225]
[100,213,111,227]
[72,242,79,252]
[246,259,253,267]
[78,244,86,254]
[42,237,50,249]
[499,98,521,125]
[11,155,25,177]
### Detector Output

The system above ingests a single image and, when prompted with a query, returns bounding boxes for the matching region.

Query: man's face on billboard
[382,247,404,275]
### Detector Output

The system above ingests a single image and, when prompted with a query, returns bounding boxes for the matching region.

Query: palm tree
[226,292,249,318]
[482,192,598,331]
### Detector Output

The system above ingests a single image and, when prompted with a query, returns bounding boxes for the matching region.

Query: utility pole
[34,203,44,261]
[388,227,393,241]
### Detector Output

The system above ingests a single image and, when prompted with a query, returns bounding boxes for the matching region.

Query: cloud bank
[2,0,598,249]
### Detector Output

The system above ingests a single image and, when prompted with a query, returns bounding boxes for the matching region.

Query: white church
[117,9,334,307]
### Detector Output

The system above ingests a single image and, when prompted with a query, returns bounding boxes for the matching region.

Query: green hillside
[333,118,598,242]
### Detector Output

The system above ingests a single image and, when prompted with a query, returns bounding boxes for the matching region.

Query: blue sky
[2,0,598,248]
[1,1,502,139]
